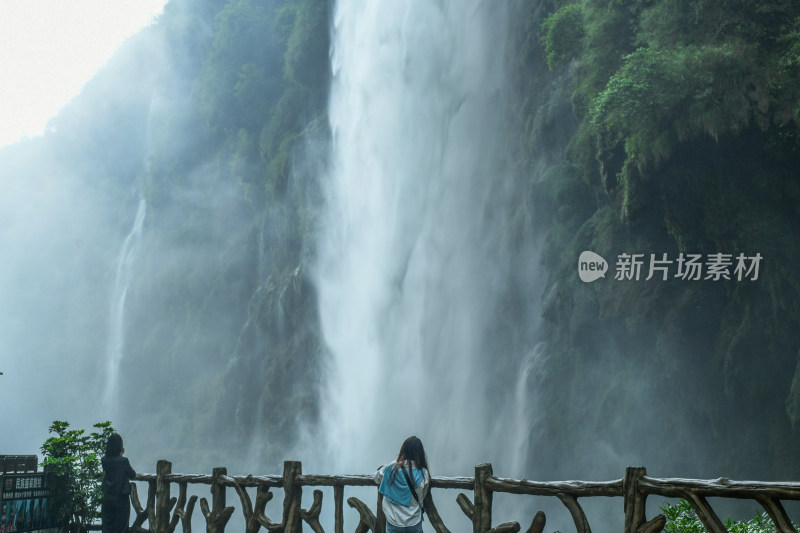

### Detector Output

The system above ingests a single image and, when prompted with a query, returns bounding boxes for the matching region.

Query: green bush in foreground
[41,421,116,533]
[662,499,776,533]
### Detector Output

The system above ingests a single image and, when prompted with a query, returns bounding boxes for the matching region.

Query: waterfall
[315,0,526,479]
[102,198,147,415]
[508,343,548,476]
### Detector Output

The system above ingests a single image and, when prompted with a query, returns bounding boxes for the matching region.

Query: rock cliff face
[2,0,799,478]
[521,0,800,478]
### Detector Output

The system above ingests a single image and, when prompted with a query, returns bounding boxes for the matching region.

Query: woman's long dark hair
[105,434,123,457]
[390,435,429,483]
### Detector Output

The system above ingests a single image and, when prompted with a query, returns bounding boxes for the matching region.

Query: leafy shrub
[40,421,116,533]
[588,43,754,216]
[662,499,778,533]
[541,4,586,69]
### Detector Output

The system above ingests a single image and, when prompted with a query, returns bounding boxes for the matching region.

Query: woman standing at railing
[374,436,431,533]
[101,434,136,533]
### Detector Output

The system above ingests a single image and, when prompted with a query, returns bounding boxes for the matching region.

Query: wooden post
[199,468,233,533]
[211,468,226,519]
[684,493,727,533]
[473,463,493,533]
[557,493,591,533]
[156,460,172,533]
[282,461,303,533]
[376,493,386,533]
[334,486,344,533]
[206,467,234,533]
[147,480,157,532]
[624,467,647,533]
[424,492,453,533]
[756,497,798,533]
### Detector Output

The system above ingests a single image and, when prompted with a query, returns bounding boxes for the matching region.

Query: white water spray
[102,198,147,414]
[316,0,529,478]
[508,343,548,476]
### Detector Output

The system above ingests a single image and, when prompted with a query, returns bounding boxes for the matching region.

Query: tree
[40,421,116,533]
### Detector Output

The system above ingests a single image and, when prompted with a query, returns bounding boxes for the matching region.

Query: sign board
[0,458,37,475]
[0,457,55,533]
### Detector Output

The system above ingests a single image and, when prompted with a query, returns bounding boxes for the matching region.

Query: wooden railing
[128,461,800,533]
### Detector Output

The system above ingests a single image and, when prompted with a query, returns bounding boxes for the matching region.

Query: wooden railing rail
[485,477,624,496]
[635,474,800,533]
[127,461,800,533]
[134,474,476,490]
[639,476,800,498]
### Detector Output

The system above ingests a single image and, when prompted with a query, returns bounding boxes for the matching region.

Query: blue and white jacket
[374,461,430,527]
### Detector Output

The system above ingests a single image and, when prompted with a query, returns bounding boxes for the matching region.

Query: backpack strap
[399,464,426,521]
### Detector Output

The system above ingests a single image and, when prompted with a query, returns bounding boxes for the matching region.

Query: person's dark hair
[390,436,428,483]
[105,434,123,457]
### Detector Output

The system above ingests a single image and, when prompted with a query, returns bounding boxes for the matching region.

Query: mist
[2,1,800,532]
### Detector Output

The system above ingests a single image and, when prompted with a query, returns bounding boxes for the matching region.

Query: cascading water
[508,343,548,476]
[102,197,147,415]
[316,0,537,484]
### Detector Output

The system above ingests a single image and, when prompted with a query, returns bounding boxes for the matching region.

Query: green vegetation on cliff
[510,0,800,477]
[110,0,330,466]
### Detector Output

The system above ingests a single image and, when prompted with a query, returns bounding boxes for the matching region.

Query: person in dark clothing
[101,434,136,533]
